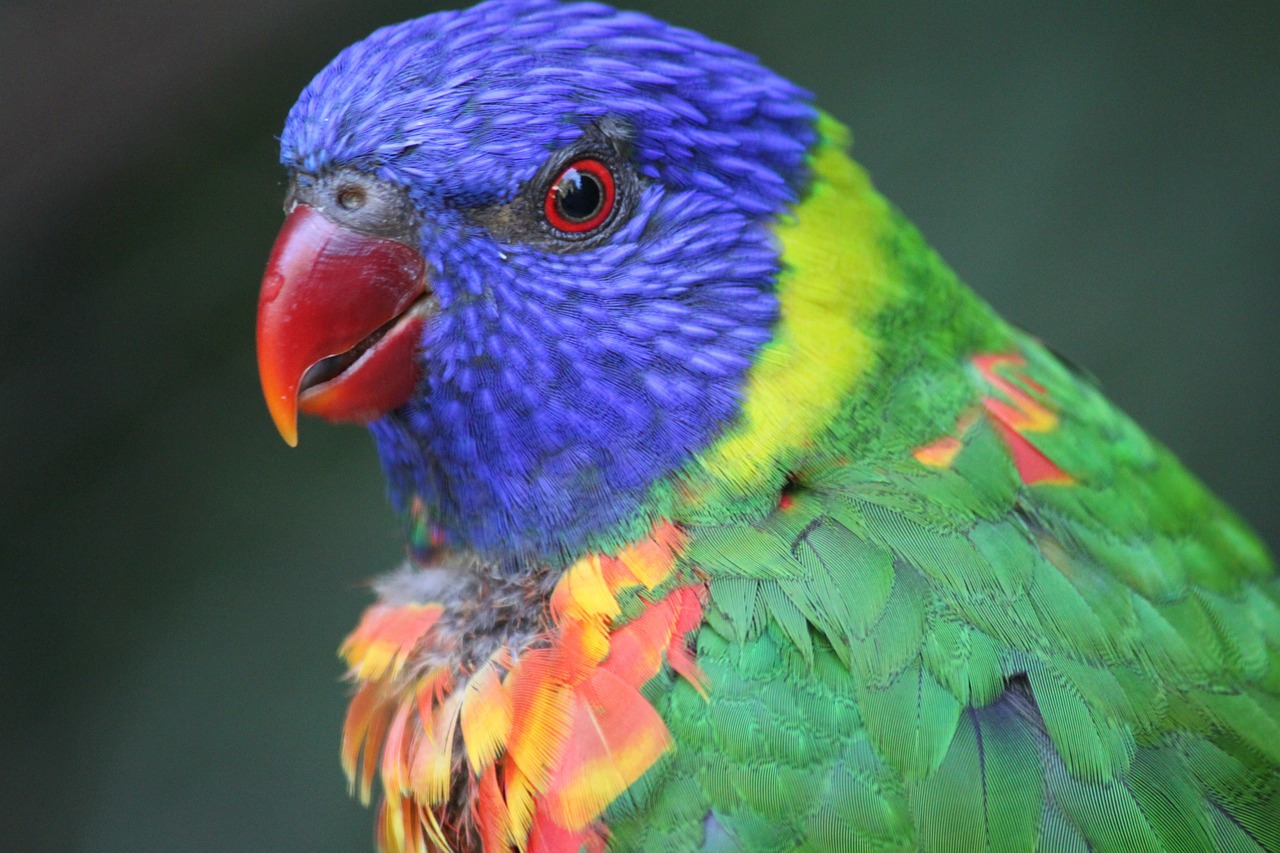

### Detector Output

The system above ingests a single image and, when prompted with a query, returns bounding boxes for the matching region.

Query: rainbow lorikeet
[254,1,1280,850]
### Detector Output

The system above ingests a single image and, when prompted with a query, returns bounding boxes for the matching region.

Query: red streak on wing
[989,418,1075,486]
[913,353,1075,486]
[912,435,965,469]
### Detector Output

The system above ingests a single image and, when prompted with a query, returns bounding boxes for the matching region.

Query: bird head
[256,0,819,562]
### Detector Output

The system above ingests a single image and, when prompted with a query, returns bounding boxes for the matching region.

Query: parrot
[253,1,1280,851]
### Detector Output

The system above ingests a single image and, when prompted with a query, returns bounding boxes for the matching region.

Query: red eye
[544,158,615,234]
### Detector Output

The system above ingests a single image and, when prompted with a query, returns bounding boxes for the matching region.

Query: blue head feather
[280,0,817,564]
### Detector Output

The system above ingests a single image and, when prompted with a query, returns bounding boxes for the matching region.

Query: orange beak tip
[262,382,300,447]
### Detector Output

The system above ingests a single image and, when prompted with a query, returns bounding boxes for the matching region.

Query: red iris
[544,158,615,234]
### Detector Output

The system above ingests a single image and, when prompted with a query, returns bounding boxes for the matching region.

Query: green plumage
[607,126,1280,851]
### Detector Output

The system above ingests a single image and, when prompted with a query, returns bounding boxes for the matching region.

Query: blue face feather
[278,0,817,563]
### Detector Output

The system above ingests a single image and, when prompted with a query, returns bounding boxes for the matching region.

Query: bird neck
[672,113,1014,521]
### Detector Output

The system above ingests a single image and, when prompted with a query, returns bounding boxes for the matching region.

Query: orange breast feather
[339,522,706,853]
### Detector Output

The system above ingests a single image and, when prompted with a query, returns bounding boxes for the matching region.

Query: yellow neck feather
[689,113,900,496]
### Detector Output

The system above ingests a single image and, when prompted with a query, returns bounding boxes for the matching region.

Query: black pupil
[556,169,603,222]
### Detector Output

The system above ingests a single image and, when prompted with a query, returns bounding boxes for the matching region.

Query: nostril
[337,185,367,211]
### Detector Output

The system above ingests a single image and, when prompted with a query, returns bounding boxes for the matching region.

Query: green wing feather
[607,120,1279,851]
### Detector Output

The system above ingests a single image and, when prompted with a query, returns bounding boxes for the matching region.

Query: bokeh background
[2,1,1277,850]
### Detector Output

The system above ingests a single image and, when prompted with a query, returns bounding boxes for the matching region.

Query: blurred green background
[2,1,1276,850]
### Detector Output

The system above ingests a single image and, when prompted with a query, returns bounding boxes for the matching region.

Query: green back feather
[606,116,1280,852]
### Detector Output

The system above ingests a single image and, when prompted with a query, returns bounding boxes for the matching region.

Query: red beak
[256,204,429,446]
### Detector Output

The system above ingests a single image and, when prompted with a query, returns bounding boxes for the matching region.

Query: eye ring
[544,158,616,234]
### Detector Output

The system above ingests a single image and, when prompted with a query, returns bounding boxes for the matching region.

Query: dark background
[2,1,1276,850]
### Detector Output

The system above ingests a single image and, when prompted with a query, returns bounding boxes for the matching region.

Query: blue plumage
[280,0,817,563]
